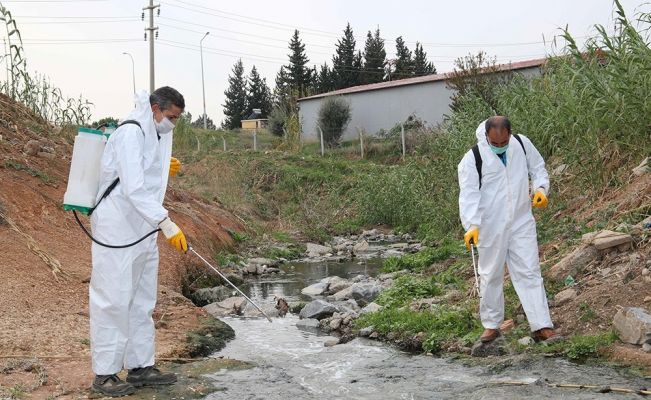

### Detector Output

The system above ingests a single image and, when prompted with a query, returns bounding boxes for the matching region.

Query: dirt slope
[0,94,244,396]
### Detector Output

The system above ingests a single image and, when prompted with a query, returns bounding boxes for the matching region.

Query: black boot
[92,374,136,397]
[126,366,177,387]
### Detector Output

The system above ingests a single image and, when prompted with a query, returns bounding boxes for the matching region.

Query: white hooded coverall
[89,91,173,375]
[457,121,553,332]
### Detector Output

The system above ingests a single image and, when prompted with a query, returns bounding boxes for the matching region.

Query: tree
[273,66,291,107]
[268,107,286,137]
[192,115,216,130]
[362,28,386,84]
[332,23,360,89]
[246,66,272,117]
[92,116,118,129]
[413,42,436,76]
[222,59,248,130]
[446,51,506,112]
[286,30,313,97]
[393,36,413,80]
[317,97,351,147]
[314,63,335,94]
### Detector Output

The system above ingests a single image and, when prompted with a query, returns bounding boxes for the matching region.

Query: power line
[158,38,546,70]
[14,15,137,19]
[22,39,141,44]
[160,0,339,40]
[164,0,341,37]
[159,16,332,49]
[21,37,140,42]
[19,19,139,25]
[2,0,108,2]
[159,22,547,63]
[161,0,569,48]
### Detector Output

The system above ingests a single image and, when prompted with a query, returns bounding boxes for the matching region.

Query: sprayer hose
[73,210,160,249]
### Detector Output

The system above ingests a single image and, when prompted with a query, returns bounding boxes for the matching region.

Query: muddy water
[205,260,646,400]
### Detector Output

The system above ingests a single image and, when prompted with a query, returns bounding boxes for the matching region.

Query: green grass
[375,275,443,308]
[264,245,303,260]
[382,241,466,273]
[541,332,618,360]
[356,306,482,354]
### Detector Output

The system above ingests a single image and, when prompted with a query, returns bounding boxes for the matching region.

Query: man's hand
[158,217,188,253]
[532,189,548,209]
[169,157,181,177]
[464,226,479,250]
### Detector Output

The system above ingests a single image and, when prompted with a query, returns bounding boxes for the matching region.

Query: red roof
[298,57,547,101]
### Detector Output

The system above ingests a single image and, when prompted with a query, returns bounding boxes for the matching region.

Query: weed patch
[375,275,443,308]
[4,160,53,184]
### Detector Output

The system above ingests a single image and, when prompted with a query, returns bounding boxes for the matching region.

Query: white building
[297,58,546,141]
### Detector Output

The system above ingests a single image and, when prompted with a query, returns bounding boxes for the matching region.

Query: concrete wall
[298,66,541,142]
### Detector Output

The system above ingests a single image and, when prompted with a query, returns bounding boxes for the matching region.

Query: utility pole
[143,0,159,93]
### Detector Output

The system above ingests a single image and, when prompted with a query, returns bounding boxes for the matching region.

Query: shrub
[268,107,286,137]
[317,96,351,147]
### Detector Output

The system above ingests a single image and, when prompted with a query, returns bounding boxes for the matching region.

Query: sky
[3,0,647,125]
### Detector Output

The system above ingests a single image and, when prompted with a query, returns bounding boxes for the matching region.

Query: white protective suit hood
[475,119,489,145]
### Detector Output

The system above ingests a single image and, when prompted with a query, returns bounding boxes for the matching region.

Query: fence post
[317,125,324,157]
[401,122,406,161]
[253,129,257,151]
[358,127,364,159]
[222,136,226,152]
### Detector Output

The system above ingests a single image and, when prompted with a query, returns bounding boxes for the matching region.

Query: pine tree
[314,63,335,94]
[246,65,272,117]
[362,28,386,84]
[222,59,247,130]
[413,42,436,76]
[393,36,413,80]
[286,29,312,97]
[273,66,291,107]
[332,23,361,89]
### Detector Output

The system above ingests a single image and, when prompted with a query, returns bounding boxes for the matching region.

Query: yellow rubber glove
[158,217,188,253]
[464,226,479,250]
[169,157,181,177]
[532,189,548,209]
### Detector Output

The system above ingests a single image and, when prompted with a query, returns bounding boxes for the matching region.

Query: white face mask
[154,116,175,135]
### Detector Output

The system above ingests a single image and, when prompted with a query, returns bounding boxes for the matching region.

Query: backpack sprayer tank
[62,121,160,249]
[63,127,109,215]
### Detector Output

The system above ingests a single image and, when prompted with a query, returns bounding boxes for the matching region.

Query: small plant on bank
[578,302,597,323]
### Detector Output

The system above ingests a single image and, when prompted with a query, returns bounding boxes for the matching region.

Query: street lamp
[200,31,210,129]
[122,52,136,95]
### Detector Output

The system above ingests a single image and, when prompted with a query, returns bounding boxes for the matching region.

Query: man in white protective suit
[457,116,560,345]
[89,87,187,396]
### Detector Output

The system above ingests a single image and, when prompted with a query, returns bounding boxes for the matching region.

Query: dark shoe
[480,328,501,343]
[126,366,177,387]
[532,328,563,343]
[92,374,135,397]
